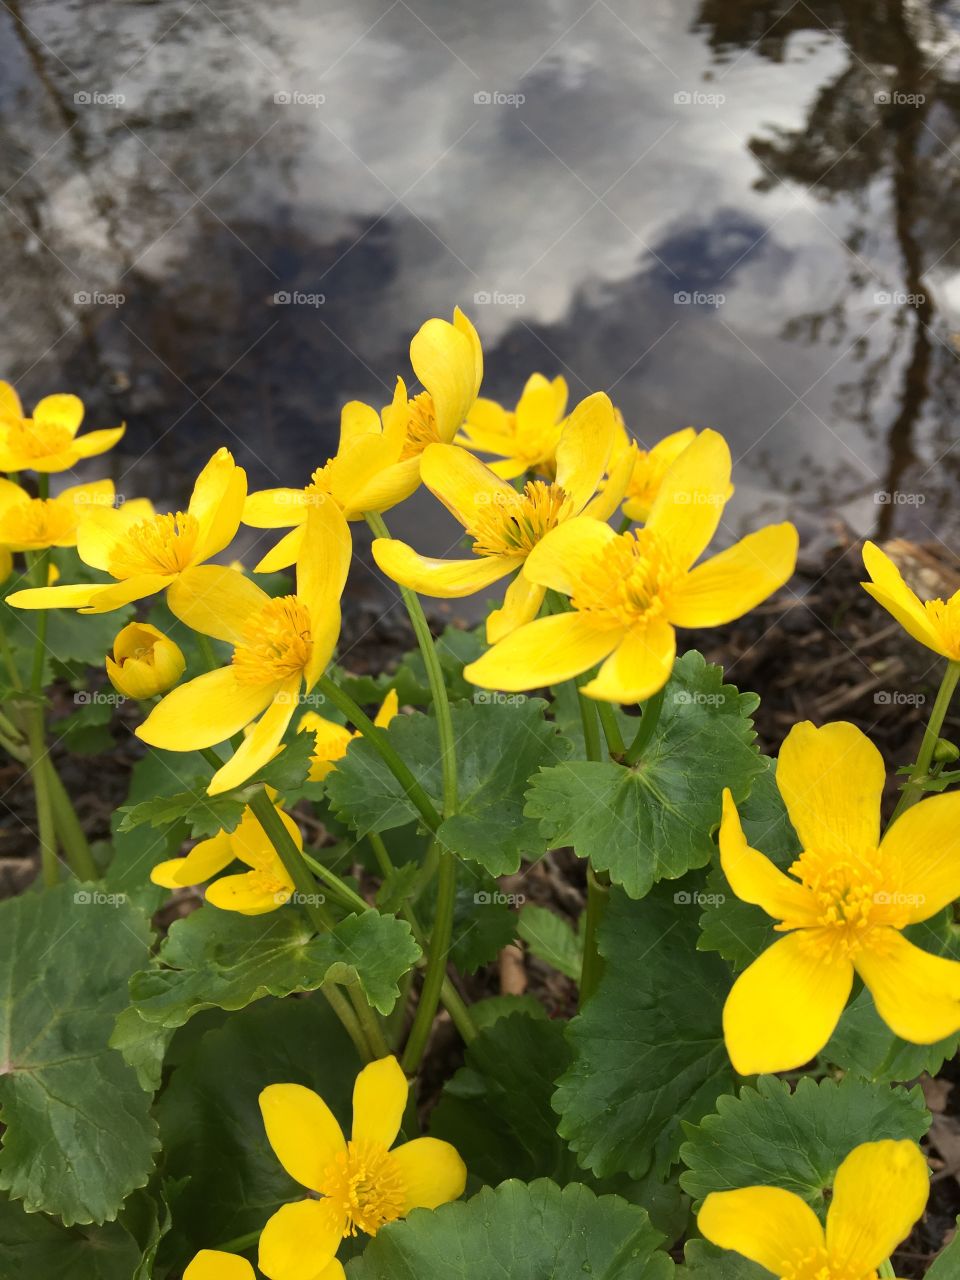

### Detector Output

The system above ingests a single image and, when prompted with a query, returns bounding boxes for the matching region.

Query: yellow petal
[580,616,676,704]
[209,681,299,795]
[826,1140,929,1275]
[296,503,351,688]
[257,1199,344,1280]
[152,829,235,887]
[352,1055,408,1148]
[522,516,618,595]
[69,424,126,459]
[185,1249,257,1280]
[410,312,482,442]
[582,437,636,522]
[0,381,23,420]
[718,788,819,923]
[243,489,309,530]
[78,573,176,612]
[854,929,960,1043]
[464,611,622,692]
[421,442,516,530]
[76,505,130,572]
[554,392,616,513]
[137,668,275,751]
[486,569,546,643]
[862,541,947,655]
[259,1084,347,1192]
[300,712,354,767]
[167,565,270,645]
[373,688,399,729]
[338,398,382,449]
[150,858,192,890]
[645,428,731,570]
[232,804,302,868]
[348,457,421,517]
[389,1137,467,1212]
[0,478,25,519]
[776,721,884,859]
[205,870,291,914]
[372,539,514,598]
[254,527,306,574]
[666,523,798,627]
[699,1186,826,1275]
[723,931,853,1074]
[7,577,168,611]
[188,447,248,564]
[33,393,84,435]
[879,791,960,923]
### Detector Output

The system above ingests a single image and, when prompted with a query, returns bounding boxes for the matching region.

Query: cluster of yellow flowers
[5,304,960,1280]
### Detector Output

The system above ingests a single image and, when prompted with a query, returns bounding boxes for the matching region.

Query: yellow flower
[106,621,186,699]
[184,1251,345,1280]
[7,448,245,614]
[612,421,733,524]
[397,306,483,460]
[0,477,116,550]
[0,382,124,473]
[862,540,960,660]
[464,429,798,702]
[372,392,635,643]
[150,800,299,914]
[455,372,568,479]
[699,1139,928,1280]
[720,720,960,1075]
[299,689,398,782]
[258,1056,465,1280]
[136,502,350,795]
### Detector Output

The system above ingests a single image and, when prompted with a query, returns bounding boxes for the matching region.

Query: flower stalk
[888,658,960,824]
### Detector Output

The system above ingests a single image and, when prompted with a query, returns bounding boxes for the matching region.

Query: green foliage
[680,1241,767,1280]
[0,885,159,1225]
[517,904,582,980]
[348,1179,674,1280]
[928,1221,960,1279]
[337,624,486,708]
[525,653,763,897]
[679,1074,929,1206]
[0,1195,144,1280]
[327,697,572,874]
[554,883,734,1181]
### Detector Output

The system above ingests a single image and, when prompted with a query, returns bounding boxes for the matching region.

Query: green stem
[299,847,369,915]
[47,762,97,879]
[888,659,960,824]
[316,981,371,1063]
[24,542,59,884]
[196,632,220,673]
[402,846,456,1072]
[595,700,625,757]
[347,981,391,1058]
[579,867,609,1006]
[617,514,632,534]
[878,1260,895,1278]
[315,675,442,832]
[212,1229,261,1254]
[245,786,334,933]
[624,687,666,767]
[577,685,603,761]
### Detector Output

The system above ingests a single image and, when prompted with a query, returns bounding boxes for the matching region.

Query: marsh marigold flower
[299,688,398,782]
[862,541,960,660]
[699,1139,928,1280]
[150,798,299,913]
[373,392,635,643]
[184,1252,344,1280]
[464,429,797,702]
[397,306,483,460]
[258,1056,465,1280]
[0,381,125,473]
[7,448,245,614]
[0,477,116,551]
[136,502,349,795]
[609,420,733,524]
[720,720,960,1074]
[106,621,185,700]
[455,372,568,479]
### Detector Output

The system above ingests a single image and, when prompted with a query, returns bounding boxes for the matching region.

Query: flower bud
[106,622,185,699]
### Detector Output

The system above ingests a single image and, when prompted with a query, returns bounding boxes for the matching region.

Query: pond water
[2,0,960,564]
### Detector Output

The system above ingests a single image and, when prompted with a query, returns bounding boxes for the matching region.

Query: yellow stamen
[109,512,200,578]
[925,594,960,658]
[0,497,77,547]
[320,1138,406,1237]
[400,392,439,459]
[467,481,573,558]
[777,1245,841,1280]
[4,420,74,460]
[570,529,680,626]
[231,596,313,687]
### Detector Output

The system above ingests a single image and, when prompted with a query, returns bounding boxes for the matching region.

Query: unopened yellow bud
[106,621,185,699]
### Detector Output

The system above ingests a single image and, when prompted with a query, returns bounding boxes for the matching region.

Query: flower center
[778,1245,847,1280]
[467,481,573,558]
[569,528,679,626]
[924,594,960,659]
[399,392,439,459]
[6,420,74,460]
[231,596,313,687]
[781,847,909,962]
[625,448,669,511]
[0,496,77,547]
[109,512,200,578]
[320,1138,405,1237]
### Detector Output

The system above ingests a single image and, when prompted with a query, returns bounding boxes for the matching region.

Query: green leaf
[928,1220,960,1279]
[347,1179,674,1280]
[0,884,158,1225]
[431,1014,579,1186]
[327,698,572,875]
[118,780,246,840]
[554,883,734,1180]
[697,757,801,969]
[157,995,360,1261]
[251,726,317,793]
[338,624,487,708]
[679,1074,929,1207]
[469,994,549,1031]
[681,1240,767,1280]
[0,1196,142,1279]
[421,863,518,973]
[824,911,960,1081]
[124,906,420,1043]
[517,904,582,980]
[524,653,763,897]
